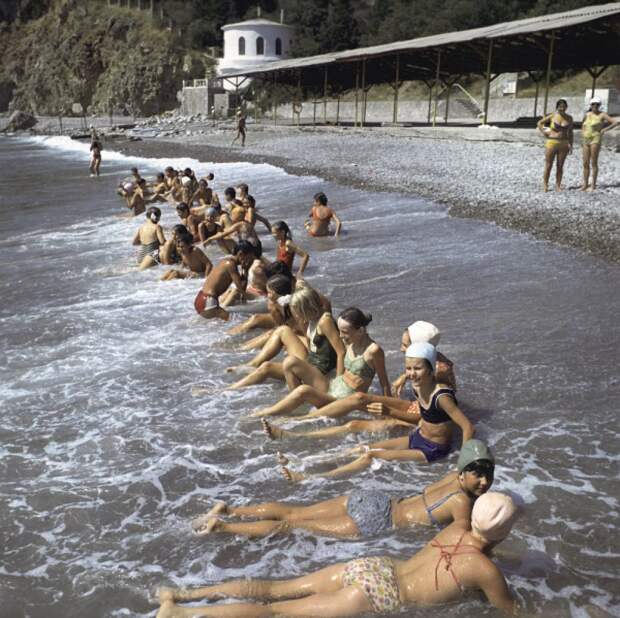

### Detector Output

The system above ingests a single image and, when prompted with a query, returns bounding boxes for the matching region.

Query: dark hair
[199,179,208,186]
[207,173,215,181]
[265,260,292,280]
[313,192,328,206]
[224,187,236,200]
[233,240,255,255]
[266,274,293,296]
[252,241,262,258]
[237,183,249,194]
[172,224,189,236]
[184,167,192,175]
[165,166,174,173]
[156,172,164,180]
[177,233,194,246]
[138,178,146,186]
[462,459,495,479]
[339,307,372,329]
[555,98,568,110]
[131,167,139,174]
[176,202,189,212]
[245,194,256,208]
[272,220,292,240]
[146,206,161,219]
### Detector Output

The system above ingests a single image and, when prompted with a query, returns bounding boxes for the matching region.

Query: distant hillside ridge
[0,0,213,116]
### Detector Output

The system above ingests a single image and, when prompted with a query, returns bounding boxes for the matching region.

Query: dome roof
[222,18,293,30]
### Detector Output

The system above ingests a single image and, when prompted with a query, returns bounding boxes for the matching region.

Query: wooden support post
[543,31,555,116]
[323,66,328,124]
[360,59,367,126]
[254,81,260,124]
[444,81,452,124]
[392,53,400,124]
[336,96,340,126]
[426,81,433,123]
[354,62,360,127]
[482,40,493,125]
[432,50,442,127]
[313,100,317,126]
[296,73,301,127]
[150,0,154,16]
[273,74,277,125]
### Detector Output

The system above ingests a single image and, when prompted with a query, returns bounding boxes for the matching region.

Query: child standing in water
[89,140,102,177]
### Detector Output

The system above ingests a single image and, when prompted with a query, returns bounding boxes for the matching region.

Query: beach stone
[4,110,37,131]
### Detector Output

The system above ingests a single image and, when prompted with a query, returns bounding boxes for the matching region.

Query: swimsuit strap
[430,531,480,592]
[422,489,465,526]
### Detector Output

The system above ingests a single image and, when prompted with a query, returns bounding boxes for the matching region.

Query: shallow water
[0,135,618,618]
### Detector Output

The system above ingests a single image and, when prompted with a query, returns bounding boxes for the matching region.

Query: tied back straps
[430,531,480,592]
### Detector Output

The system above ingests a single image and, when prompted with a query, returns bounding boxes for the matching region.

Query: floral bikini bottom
[342,556,401,613]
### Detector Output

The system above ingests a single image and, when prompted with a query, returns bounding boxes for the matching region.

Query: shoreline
[113,124,620,264]
[16,120,620,263]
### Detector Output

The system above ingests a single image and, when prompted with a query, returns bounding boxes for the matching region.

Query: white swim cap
[123,182,134,193]
[590,96,602,105]
[181,176,192,186]
[408,320,440,346]
[405,342,437,372]
[471,492,519,541]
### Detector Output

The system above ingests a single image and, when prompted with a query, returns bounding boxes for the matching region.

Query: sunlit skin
[155,516,517,617]
[271,226,310,276]
[250,317,390,419]
[190,463,493,540]
[537,100,573,192]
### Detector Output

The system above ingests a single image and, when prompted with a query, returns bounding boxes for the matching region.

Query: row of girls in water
[116,171,524,617]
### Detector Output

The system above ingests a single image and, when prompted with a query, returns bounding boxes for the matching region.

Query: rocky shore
[111,119,620,264]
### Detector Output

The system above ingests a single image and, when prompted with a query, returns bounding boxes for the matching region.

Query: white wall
[219,24,292,72]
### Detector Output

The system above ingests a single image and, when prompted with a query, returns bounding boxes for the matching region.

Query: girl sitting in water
[277,341,474,481]
[132,207,165,270]
[191,440,494,539]
[250,307,390,418]
[271,220,310,276]
[223,284,344,392]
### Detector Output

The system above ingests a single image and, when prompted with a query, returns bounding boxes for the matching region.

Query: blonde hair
[290,282,323,323]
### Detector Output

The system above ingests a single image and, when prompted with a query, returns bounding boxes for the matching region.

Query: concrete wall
[273,95,585,124]
[180,87,210,115]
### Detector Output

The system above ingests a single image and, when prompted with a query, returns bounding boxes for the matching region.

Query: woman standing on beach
[537,98,573,192]
[581,96,619,192]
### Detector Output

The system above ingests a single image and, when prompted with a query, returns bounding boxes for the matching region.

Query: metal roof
[222,2,620,89]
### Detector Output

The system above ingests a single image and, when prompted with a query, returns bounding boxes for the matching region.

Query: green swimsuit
[328,347,374,398]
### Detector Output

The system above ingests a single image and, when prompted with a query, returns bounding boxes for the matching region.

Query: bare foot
[225,364,254,374]
[262,419,284,440]
[191,385,214,397]
[586,186,595,192]
[555,185,562,192]
[157,587,176,603]
[191,501,227,532]
[579,184,589,191]
[276,452,305,482]
[194,517,221,536]
[543,184,549,193]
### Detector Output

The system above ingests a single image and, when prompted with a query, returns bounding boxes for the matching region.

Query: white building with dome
[217,16,294,91]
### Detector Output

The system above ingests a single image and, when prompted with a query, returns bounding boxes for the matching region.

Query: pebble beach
[113,120,620,264]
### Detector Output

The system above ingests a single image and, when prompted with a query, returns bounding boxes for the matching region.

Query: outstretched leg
[240,326,307,369]
[262,418,408,441]
[251,384,335,417]
[228,313,275,335]
[282,354,330,392]
[226,361,284,390]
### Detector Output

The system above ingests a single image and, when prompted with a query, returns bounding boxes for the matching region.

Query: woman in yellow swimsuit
[581,96,619,192]
[537,98,573,192]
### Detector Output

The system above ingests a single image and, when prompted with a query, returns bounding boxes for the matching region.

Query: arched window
[275,37,282,55]
[238,36,245,56]
[256,36,264,55]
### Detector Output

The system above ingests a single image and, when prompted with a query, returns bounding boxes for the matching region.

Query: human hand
[366,402,388,417]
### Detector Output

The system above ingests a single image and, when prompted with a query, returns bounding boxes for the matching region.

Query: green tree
[326,0,360,51]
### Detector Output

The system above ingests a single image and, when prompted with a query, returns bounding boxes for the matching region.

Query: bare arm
[319,313,346,375]
[332,211,342,237]
[287,240,309,276]
[156,225,166,245]
[437,393,474,445]
[227,261,247,294]
[204,222,241,244]
[601,112,619,133]
[370,345,391,396]
[537,113,553,135]
[132,228,141,246]
[567,114,574,149]
[478,563,518,615]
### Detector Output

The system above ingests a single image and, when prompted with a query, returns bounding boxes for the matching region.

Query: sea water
[0,136,618,618]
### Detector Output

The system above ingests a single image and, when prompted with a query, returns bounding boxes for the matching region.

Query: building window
[238,36,245,55]
[256,36,264,55]
[275,38,282,55]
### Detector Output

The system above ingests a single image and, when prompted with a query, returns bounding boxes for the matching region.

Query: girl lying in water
[191,440,494,539]
[156,493,519,617]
